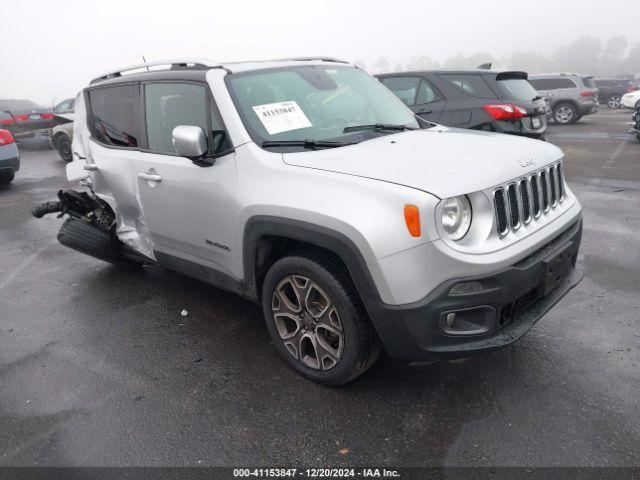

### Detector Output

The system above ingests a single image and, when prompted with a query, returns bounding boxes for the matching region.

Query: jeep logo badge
[519,159,536,168]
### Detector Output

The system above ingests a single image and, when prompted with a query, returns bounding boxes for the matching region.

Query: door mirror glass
[172,125,208,160]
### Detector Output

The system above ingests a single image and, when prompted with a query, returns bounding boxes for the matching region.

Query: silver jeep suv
[528,73,598,124]
[33,58,583,385]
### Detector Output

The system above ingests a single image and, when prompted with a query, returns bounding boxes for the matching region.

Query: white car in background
[622,90,640,109]
[50,97,76,162]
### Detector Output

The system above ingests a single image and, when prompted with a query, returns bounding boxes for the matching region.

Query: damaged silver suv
[33,58,583,385]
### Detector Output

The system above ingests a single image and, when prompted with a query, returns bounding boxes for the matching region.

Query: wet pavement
[1,112,639,467]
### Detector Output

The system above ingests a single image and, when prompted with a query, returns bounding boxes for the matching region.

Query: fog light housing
[448,281,484,295]
[440,306,496,335]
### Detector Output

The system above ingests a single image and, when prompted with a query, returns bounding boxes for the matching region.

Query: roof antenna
[142,56,149,72]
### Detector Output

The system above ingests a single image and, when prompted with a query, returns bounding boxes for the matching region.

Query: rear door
[435,73,496,127]
[380,76,446,122]
[134,81,239,279]
[84,84,154,257]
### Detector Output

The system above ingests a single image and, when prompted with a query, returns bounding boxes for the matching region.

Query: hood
[282,128,563,198]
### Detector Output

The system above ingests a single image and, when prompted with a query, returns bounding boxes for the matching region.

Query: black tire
[0,172,15,185]
[55,134,73,162]
[553,102,578,125]
[261,252,381,385]
[57,217,129,265]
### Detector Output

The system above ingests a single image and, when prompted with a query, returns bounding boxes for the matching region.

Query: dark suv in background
[594,78,638,109]
[376,70,548,139]
[528,74,598,124]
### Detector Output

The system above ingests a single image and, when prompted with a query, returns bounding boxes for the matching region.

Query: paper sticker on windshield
[252,101,312,135]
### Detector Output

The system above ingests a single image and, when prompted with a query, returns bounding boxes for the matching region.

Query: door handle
[137,172,162,182]
[416,108,433,115]
[83,164,98,171]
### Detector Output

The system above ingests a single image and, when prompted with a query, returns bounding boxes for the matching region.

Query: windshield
[227,65,419,149]
[496,78,540,101]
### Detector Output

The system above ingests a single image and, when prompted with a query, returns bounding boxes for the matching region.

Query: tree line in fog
[359,36,640,76]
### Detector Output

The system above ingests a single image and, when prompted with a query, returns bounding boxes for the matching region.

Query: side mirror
[172,125,208,161]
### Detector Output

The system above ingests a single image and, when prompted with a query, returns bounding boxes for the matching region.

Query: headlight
[441,195,472,240]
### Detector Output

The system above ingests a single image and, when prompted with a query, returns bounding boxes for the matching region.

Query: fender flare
[242,216,381,305]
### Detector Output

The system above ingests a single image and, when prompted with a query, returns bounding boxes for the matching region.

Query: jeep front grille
[493,162,565,237]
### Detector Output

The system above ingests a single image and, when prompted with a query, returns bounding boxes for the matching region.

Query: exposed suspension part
[31,190,146,266]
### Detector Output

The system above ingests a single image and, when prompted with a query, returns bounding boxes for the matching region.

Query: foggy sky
[1,0,640,105]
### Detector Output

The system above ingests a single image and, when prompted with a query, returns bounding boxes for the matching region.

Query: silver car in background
[529,73,599,124]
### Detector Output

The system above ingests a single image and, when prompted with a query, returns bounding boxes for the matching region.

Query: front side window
[144,83,232,155]
[529,78,553,91]
[145,83,208,154]
[88,86,138,147]
[227,65,418,149]
[554,78,578,89]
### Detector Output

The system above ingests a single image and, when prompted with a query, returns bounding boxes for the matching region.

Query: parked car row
[376,69,549,139]
[0,99,58,139]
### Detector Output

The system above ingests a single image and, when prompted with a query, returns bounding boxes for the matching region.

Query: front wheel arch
[242,217,380,307]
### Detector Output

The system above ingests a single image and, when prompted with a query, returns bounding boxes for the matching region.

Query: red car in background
[0,99,59,140]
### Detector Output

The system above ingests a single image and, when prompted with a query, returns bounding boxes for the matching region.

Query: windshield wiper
[261,139,356,150]
[343,123,417,133]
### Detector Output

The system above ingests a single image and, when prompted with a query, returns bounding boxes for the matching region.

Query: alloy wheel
[555,105,574,124]
[607,96,622,109]
[271,275,344,370]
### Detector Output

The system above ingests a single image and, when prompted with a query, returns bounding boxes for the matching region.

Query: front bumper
[368,218,583,362]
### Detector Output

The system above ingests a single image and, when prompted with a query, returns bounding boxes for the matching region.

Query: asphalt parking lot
[1,111,639,468]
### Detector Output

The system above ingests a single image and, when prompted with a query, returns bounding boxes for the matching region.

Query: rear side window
[382,77,441,106]
[416,80,440,104]
[381,77,421,105]
[144,83,232,155]
[438,74,495,98]
[529,78,576,90]
[87,86,138,147]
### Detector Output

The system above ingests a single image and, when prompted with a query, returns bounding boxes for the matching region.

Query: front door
[135,82,239,280]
